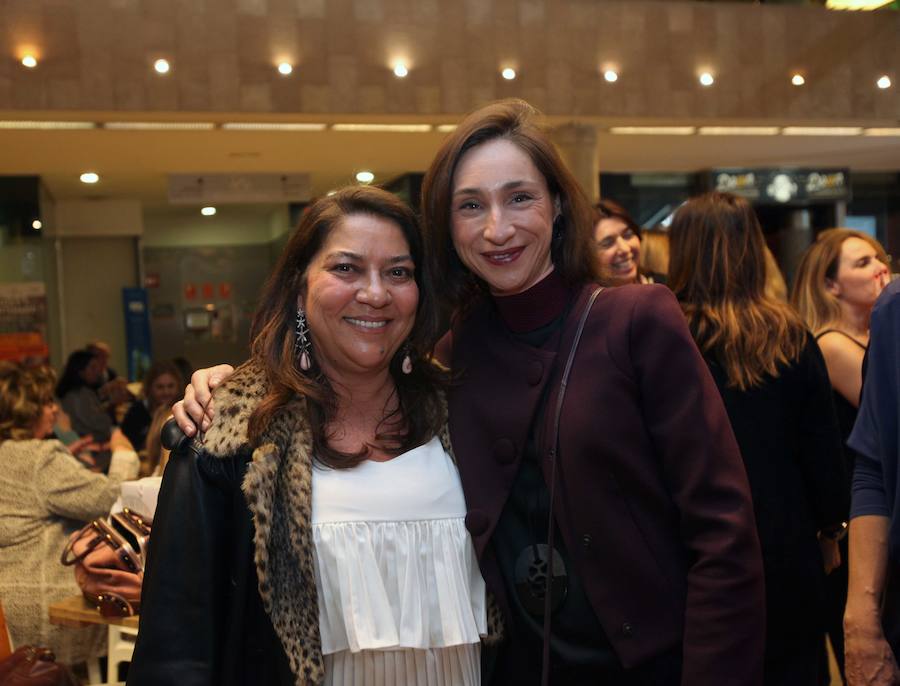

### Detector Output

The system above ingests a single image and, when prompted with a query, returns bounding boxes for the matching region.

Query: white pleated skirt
[323,644,481,686]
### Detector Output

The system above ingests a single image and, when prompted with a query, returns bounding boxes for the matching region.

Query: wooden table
[48,595,139,630]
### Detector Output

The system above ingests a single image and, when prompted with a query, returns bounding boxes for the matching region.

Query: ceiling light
[201,206,216,216]
[332,123,432,132]
[356,171,375,183]
[699,72,715,87]
[104,121,215,130]
[435,124,458,133]
[877,75,892,89]
[326,190,337,197]
[609,126,696,136]
[80,172,100,184]
[393,63,409,78]
[603,70,618,83]
[782,126,863,136]
[153,59,170,74]
[501,68,516,80]
[863,128,900,136]
[32,220,42,230]
[791,74,806,86]
[0,120,95,130]
[21,55,37,68]
[221,122,327,131]
[825,0,894,8]
[699,126,781,136]
[277,62,293,76]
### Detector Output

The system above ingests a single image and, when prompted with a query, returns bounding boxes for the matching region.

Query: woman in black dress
[669,192,849,685]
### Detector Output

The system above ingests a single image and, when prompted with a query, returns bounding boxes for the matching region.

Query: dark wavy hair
[421,99,598,315]
[246,186,445,469]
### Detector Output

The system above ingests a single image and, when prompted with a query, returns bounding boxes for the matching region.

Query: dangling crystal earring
[295,307,312,371]
[401,343,413,375]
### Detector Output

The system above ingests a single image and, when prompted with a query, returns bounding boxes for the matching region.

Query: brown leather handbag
[60,508,151,617]
[0,646,80,686]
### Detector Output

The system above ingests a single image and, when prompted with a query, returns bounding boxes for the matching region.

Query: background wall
[1,0,897,122]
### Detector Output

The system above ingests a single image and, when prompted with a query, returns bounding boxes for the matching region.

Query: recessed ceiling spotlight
[32,219,42,230]
[277,62,293,76]
[699,72,715,87]
[201,206,216,216]
[154,59,170,75]
[80,172,100,184]
[877,75,892,89]
[356,171,375,184]
[393,63,409,78]
[501,68,516,81]
[604,70,619,83]
[791,74,806,86]
[21,55,37,68]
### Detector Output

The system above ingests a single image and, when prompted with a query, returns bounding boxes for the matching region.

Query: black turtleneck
[488,272,621,684]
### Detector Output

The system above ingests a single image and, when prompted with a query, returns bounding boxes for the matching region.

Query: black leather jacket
[127,443,294,686]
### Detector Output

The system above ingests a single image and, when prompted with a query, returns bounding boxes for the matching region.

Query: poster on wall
[0,282,49,363]
[122,287,152,382]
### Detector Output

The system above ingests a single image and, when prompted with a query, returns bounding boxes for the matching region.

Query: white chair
[105,624,138,684]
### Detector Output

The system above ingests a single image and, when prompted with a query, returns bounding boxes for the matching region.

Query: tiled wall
[0,0,897,121]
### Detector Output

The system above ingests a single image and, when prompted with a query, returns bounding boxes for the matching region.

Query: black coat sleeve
[127,444,243,686]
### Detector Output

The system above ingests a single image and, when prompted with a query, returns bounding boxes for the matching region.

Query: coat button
[581,533,592,549]
[622,622,634,637]
[465,510,490,537]
[526,361,543,386]
[493,438,517,465]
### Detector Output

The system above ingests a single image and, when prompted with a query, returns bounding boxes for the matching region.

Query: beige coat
[0,439,135,664]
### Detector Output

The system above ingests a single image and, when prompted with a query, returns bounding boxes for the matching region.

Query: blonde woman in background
[638,229,670,283]
[790,228,891,680]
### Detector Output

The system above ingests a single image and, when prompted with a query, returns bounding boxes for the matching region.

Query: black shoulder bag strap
[541,286,603,686]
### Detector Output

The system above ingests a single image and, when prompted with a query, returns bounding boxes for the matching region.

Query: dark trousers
[486,642,682,686]
[765,631,822,686]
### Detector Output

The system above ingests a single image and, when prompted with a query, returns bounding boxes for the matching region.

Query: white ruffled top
[311,436,487,685]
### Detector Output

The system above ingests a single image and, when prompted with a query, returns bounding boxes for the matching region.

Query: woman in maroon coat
[420,99,764,686]
[176,100,765,685]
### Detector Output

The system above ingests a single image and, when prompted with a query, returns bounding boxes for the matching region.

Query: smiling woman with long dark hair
[129,186,497,686]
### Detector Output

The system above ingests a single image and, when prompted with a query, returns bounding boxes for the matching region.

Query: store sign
[712,168,850,204]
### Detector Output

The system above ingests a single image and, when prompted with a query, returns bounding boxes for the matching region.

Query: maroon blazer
[446,283,765,685]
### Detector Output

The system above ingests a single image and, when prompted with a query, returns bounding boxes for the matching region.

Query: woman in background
[669,192,848,684]
[120,360,182,453]
[0,362,138,666]
[56,349,112,449]
[593,199,666,286]
[790,228,891,679]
